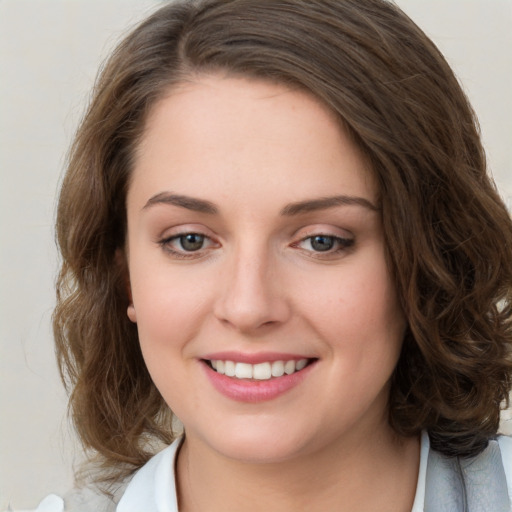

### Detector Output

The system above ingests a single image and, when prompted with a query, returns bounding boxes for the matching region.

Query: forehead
[130,74,377,210]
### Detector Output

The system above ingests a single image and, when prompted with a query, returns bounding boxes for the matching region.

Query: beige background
[1,0,511,508]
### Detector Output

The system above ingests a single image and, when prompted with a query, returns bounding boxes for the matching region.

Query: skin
[125,75,419,511]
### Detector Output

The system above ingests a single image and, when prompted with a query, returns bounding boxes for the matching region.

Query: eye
[309,235,336,252]
[177,233,206,252]
[158,231,218,258]
[295,234,354,254]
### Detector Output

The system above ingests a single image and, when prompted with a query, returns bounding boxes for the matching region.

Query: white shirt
[26,432,512,511]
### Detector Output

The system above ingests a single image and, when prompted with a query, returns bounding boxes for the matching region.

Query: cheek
[128,261,212,355]
[295,253,405,369]
[301,259,403,331]
[130,276,208,409]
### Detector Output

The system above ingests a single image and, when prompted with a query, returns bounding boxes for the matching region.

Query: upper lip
[201,351,316,365]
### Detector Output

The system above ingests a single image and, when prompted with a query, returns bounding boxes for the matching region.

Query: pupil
[181,234,204,251]
[311,235,334,252]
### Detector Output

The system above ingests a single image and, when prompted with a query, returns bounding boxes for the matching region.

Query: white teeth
[225,360,236,377]
[271,361,285,377]
[284,360,296,375]
[296,359,308,371]
[210,358,310,380]
[235,362,253,379]
[253,362,271,380]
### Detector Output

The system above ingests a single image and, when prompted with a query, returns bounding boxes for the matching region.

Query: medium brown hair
[54,0,512,478]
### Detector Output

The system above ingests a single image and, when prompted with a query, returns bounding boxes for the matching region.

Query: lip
[201,357,317,403]
[201,351,314,364]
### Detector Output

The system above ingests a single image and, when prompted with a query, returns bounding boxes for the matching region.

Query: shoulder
[26,483,124,512]
[25,439,182,512]
[418,433,512,511]
[61,482,127,512]
[22,474,129,512]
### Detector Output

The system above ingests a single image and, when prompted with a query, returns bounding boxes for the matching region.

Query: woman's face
[125,75,406,463]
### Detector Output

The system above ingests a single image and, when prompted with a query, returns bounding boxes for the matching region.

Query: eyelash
[158,232,354,260]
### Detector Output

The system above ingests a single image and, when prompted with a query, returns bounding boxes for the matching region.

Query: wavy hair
[54,0,512,480]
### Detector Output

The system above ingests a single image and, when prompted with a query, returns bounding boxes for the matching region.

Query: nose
[213,245,291,334]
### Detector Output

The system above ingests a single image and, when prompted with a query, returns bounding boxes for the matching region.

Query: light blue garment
[425,436,512,512]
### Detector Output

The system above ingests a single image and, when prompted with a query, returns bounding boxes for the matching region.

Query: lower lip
[202,361,316,403]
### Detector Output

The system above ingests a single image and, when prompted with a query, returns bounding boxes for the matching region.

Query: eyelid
[156,223,215,239]
[292,224,353,241]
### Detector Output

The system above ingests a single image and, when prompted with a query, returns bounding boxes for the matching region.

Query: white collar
[117,433,430,512]
[116,438,181,512]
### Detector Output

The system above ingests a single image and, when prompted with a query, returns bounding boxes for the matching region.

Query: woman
[36,0,512,510]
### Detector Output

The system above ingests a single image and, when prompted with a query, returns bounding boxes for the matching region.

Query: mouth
[201,355,318,402]
[203,358,317,381]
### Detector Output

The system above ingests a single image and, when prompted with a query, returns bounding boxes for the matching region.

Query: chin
[217,437,305,464]
[194,418,323,464]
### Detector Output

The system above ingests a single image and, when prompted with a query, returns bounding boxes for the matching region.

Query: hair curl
[54,0,512,480]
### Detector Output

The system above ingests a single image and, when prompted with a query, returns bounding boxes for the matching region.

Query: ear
[115,248,137,323]
[127,303,137,323]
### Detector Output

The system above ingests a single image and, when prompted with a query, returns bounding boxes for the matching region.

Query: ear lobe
[115,248,136,322]
[127,304,137,323]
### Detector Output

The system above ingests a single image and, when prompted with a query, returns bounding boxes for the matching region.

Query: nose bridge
[214,236,289,332]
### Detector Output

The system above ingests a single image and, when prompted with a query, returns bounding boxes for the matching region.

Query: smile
[202,356,317,402]
[208,359,310,380]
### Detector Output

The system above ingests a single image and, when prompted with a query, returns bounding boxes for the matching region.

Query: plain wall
[1,0,511,508]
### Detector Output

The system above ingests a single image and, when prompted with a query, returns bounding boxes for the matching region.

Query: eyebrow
[143,192,218,214]
[280,195,379,216]
[143,192,379,216]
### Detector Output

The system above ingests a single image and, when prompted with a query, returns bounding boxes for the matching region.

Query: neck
[176,426,420,512]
